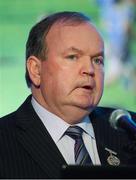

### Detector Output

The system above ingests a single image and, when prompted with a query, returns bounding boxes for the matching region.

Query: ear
[26,56,41,87]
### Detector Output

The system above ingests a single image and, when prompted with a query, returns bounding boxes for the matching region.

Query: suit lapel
[15,95,66,178]
[90,107,136,166]
[90,107,122,166]
[90,109,108,165]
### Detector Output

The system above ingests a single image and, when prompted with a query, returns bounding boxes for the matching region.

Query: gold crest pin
[105,147,120,166]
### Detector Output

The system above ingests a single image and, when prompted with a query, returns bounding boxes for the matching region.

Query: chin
[73,100,95,110]
[70,95,99,110]
[78,96,94,106]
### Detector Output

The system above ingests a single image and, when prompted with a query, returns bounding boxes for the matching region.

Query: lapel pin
[105,147,120,166]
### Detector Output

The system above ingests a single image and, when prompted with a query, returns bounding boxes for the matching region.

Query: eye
[66,54,78,61]
[92,57,104,66]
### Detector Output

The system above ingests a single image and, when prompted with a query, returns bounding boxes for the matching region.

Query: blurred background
[0,0,136,117]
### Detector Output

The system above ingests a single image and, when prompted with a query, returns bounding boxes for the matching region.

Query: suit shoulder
[0,111,16,129]
[92,106,114,118]
[94,106,136,118]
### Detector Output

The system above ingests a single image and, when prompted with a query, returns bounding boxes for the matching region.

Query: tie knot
[65,126,83,140]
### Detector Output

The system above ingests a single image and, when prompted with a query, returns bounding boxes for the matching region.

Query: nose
[80,58,95,77]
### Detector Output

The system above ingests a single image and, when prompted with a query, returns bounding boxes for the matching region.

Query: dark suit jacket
[0,95,136,178]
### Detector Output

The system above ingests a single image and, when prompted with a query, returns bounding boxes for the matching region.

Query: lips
[74,81,95,92]
[76,83,94,92]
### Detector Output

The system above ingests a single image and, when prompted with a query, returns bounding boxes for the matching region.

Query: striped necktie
[65,126,93,165]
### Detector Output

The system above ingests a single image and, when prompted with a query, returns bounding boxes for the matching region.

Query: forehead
[46,22,104,53]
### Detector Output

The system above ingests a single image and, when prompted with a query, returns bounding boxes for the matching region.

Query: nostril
[82,71,95,77]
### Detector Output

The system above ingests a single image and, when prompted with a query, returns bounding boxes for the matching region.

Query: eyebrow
[62,46,104,57]
[92,51,104,58]
[62,47,84,55]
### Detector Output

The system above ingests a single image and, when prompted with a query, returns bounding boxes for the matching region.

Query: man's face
[38,22,104,122]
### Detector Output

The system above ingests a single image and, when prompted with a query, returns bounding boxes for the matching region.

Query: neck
[31,87,92,124]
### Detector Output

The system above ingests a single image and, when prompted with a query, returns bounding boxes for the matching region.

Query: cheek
[40,60,77,96]
[96,72,104,92]
[55,72,73,94]
[41,68,71,96]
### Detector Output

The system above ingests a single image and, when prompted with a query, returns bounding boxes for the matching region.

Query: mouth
[78,84,94,93]
[74,82,95,93]
[82,85,92,90]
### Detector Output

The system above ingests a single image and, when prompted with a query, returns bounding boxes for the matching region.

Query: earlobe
[26,56,41,87]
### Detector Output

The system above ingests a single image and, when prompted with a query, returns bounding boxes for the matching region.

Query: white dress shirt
[31,97,101,165]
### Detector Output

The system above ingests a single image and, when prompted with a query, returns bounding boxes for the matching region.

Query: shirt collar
[31,96,95,143]
[76,116,95,139]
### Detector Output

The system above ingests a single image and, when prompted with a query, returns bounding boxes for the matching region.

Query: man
[0,11,136,179]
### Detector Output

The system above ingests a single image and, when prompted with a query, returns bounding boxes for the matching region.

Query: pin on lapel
[105,147,120,166]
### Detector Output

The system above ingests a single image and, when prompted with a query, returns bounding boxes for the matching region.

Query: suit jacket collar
[15,95,66,178]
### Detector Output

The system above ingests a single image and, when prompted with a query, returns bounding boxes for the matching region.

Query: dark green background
[0,0,136,117]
